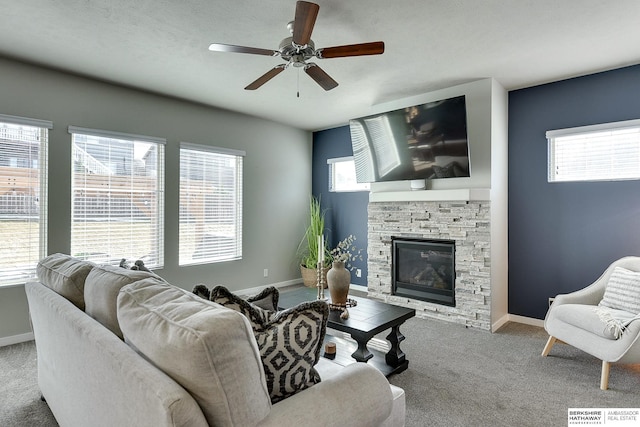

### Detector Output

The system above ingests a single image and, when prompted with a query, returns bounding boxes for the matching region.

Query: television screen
[349,95,470,183]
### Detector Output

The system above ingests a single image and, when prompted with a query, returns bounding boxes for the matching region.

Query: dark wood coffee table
[279,287,416,377]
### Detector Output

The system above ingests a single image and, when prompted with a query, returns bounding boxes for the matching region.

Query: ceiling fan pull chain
[297,67,300,98]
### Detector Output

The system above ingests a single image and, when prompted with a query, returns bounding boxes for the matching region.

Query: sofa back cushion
[84,265,161,339]
[36,253,95,310]
[117,278,271,427]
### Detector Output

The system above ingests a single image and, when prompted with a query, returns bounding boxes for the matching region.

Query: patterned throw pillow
[599,266,640,314]
[245,286,279,312]
[192,285,279,312]
[209,286,275,327]
[210,285,329,403]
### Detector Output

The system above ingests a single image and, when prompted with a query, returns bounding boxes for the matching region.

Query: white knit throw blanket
[594,307,640,339]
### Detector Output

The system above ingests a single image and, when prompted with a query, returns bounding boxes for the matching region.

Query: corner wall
[508,64,640,320]
[0,57,312,342]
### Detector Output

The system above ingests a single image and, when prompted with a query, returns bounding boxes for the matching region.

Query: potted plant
[298,196,331,287]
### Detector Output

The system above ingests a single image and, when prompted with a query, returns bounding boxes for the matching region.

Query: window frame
[68,126,165,268]
[178,142,244,266]
[0,113,51,287]
[327,156,370,192]
[547,119,640,183]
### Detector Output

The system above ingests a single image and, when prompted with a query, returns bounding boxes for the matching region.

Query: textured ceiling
[2,0,640,131]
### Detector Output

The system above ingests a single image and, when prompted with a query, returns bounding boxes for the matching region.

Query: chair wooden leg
[541,336,557,357]
[600,360,610,390]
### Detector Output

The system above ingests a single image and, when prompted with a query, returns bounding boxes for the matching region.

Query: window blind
[69,126,165,268]
[179,142,243,265]
[0,114,51,286]
[547,119,640,182]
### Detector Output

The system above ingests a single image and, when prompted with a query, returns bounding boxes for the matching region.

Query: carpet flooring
[388,318,640,427]
[1,318,639,427]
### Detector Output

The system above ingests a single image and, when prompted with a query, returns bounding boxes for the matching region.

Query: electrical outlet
[263,269,268,278]
[355,268,362,278]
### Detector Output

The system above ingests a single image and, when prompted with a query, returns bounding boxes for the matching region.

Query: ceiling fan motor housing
[279,36,315,66]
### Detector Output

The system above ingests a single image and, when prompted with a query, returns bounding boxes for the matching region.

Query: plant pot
[327,261,351,305]
[300,264,328,288]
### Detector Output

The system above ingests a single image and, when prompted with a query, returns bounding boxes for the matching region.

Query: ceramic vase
[327,260,350,305]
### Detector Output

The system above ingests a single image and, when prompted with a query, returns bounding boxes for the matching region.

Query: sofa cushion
[84,265,162,339]
[553,304,636,340]
[36,253,95,310]
[599,266,640,314]
[210,285,328,403]
[117,278,271,427]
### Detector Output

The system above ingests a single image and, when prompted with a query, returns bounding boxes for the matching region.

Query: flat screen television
[349,95,470,183]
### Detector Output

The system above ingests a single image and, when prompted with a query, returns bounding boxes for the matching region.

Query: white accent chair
[541,256,640,390]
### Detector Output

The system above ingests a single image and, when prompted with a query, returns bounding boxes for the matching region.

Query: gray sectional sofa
[25,253,405,427]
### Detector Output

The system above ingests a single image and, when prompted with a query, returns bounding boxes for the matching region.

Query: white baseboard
[239,281,367,298]
[237,282,547,332]
[492,314,510,332]
[349,284,367,294]
[237,278,303,297]
[507,314,544,328]
[493,314,544,331]
[0,332,34,347]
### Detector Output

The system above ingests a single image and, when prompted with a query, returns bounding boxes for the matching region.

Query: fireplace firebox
[391,237,456,306]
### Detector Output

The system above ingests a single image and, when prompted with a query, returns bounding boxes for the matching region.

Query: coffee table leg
[385,325,406,367]
[350,335,374,363]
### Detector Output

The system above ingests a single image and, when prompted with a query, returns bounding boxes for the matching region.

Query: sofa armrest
[551,256,640,309]
[553,281,604,307]
[257,363,394,427]
[25,282,208,427]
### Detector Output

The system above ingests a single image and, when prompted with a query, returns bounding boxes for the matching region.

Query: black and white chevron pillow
[210,286,329,403]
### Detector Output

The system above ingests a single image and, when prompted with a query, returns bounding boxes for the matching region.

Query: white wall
[0,58,311,341]
[369,79,494,192]
[489,79,509,330]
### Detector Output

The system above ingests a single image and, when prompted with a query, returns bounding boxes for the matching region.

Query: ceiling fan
[208,1,384,91]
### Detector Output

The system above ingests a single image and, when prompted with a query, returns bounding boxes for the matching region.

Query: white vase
[327,261,350,305]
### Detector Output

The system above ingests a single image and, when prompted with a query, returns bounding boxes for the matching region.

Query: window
[179,143,244,265]
[0,114,50,286]
[69,126,165,268]
[328,156,370,192]
[547,119,640,182]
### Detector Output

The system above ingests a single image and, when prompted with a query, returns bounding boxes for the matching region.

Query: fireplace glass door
[392,237,456,306]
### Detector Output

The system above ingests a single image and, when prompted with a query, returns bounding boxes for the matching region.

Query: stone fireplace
[391,237,456,307]
[367,197,493,331]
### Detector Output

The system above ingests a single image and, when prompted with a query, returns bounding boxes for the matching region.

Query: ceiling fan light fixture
[208,1,384,91]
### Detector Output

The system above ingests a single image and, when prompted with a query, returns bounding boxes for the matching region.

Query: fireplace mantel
[369,188,490,203]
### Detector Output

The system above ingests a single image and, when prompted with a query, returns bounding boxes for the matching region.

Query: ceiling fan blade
[244,65,286,90]
[317,41,385,59]
[304,63,338,91]
[292,1,319,46]
[208,43,278,57]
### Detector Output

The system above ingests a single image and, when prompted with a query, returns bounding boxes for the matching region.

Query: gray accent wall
[509,64,640,320]
[0,58,311,342]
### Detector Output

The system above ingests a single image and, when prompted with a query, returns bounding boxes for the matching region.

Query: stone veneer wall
[367,200,492,330]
